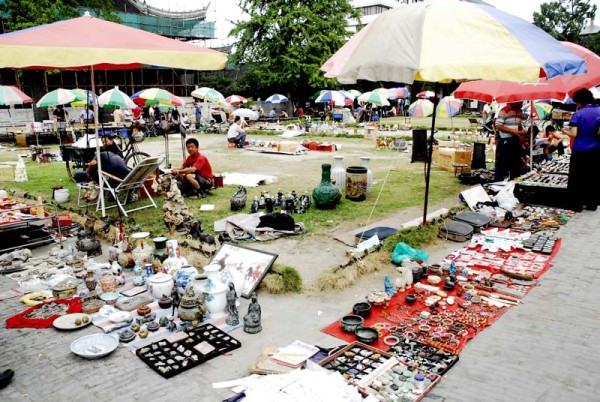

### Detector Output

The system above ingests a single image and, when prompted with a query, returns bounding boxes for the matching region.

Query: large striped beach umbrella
[0,86,32,105]
[98,87,136,109]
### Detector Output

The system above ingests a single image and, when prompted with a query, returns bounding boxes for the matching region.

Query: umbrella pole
[529,100,534,169]
[422,83,440,226]
[90,65,105,217]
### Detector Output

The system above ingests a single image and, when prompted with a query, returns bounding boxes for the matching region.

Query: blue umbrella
[265,94,288,104]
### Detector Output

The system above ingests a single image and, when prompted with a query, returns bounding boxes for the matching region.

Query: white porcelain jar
[331,156,346,192]
[360,157,373,193]
[147,272,174,299]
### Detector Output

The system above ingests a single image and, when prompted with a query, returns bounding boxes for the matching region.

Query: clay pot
[137,304,151,317]
[352,302,372,318]
[340,315,364,333]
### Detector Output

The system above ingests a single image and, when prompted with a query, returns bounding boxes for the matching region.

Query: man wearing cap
[87,134,130,192]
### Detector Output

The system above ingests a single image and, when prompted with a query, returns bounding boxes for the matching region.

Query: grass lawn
[0,134,469,238]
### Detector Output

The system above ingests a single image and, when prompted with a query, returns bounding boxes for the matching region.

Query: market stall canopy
[321,0,586,84]
[0,86,32,105]
[454,42,600,103]
[0,13,227,71]
[137,88,184,107]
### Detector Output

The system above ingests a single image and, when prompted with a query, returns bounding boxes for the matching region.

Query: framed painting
[209,242,278,298]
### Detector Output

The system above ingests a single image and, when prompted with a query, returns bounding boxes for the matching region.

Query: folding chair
[98,156,164,217]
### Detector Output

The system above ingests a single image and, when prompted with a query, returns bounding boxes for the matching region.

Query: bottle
[37,196,45,218]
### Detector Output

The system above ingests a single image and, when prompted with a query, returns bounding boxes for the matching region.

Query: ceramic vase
[175,265,198,295]
[312,163,341,209]
[117,238,135,270]
[360,157,373,193]
[152,236,168,262]
[107,244,120,263]
[331,156,346,192]
[84,269,97,293]
[131,232,153,265]
[163,240,187,276]
[345,166,367,201]
[202,264,228,319]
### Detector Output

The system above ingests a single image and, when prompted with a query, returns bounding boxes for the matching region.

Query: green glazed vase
[312,163,341,209]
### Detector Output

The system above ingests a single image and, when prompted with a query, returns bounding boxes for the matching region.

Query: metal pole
[90,65,105,217]
[422,82,440,226]
[529,100,534,169]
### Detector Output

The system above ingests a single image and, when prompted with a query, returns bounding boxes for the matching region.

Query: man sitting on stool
[227,116,247,148]
[172,138,213,198]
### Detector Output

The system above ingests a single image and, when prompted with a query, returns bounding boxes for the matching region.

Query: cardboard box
[432,146,473,172]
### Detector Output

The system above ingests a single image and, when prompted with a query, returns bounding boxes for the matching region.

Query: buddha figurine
[243,292,262,334]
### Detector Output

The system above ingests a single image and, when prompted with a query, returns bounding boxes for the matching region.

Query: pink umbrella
[454,42,600,103]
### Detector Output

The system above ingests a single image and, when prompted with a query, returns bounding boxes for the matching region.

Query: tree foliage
[230,0,359,100]
[0,0,119,33]
[533,0,597,43]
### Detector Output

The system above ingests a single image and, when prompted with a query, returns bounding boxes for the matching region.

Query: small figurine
[111,261,126,287]
[166,316,177,332]
[384,275,396,296]
[243,292,262,334]
[225,282,239,326]
[171,278,181,316]
[250,196,260,213]
[461,266,469,279]
[449,261,457,277]
[230,186,247,211]
[265,195,274,213]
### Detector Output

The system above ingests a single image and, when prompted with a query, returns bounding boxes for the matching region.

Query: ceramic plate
[71,334,119,359]
[53,313,93,330]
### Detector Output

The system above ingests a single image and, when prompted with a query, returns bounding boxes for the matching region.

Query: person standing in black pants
[494,102,527,181]
[562,88,600,211]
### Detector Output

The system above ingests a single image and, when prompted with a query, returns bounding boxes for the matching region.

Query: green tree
[533,0,597,43]
[0,0,119,33]
[230,0,359,104]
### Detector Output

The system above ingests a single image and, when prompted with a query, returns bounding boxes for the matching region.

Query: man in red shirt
[172,138,213,197]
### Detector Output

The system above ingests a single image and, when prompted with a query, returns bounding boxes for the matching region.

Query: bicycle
[61,124,150,182]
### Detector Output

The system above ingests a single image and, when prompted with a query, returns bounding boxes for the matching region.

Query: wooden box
[432,146,473,172]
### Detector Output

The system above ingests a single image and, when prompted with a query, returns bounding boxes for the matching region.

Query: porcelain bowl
[70,334,118,359]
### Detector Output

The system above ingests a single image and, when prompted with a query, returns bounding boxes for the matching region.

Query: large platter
[53,313,92,330]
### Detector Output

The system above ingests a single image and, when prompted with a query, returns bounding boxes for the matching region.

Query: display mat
[6,297,82,329]
[136,323,242,379]
[322,234,561,355]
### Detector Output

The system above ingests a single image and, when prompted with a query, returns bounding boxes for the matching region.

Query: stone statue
[225,282,239,326]
[243,292,262,334]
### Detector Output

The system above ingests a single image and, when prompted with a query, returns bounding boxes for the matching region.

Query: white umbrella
[233,108,259,120]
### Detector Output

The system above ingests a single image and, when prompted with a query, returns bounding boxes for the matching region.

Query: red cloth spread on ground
[6,297,82,329]
[322,237,561,353]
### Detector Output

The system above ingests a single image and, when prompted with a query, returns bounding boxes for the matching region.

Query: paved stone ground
[1,210,598,401]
